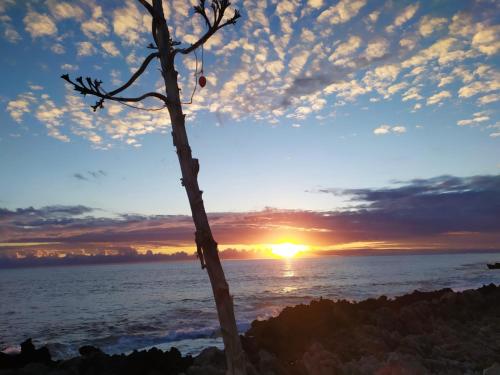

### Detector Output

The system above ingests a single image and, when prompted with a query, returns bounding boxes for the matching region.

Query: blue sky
[0,0,499,220]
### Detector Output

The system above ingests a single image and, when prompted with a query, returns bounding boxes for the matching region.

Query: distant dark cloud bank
[1,175,499,268]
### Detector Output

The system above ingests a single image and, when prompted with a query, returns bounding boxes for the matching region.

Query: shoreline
[2,284,500,374]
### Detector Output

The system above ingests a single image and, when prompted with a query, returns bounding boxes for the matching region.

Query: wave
[25,320,254,360]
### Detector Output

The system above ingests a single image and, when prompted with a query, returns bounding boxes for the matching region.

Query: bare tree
[61,1,247,374]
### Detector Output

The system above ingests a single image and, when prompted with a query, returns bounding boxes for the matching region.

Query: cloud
[386,3,419,33]
[73,170,107,181]
[88,170,106,178]
[364,38,389,60]
[307,0,323,9]
[329,35,362,64]
[81,6,109,39]
[0,204,94,221]
[373,124,406,135]
[318,0,366,24]
[0,14,21,43]
[448,12,475,38]
[478,93,500,105]
[315,174,500,239]
[366,10,380,25]
[73,173,87,181]
[35,95,69,142]
[458,80,500,98]
[113,0,147,45]
[324,79,369,101]
[61,63,79,71]
[0,0,15,14]
[289,50,311,75]
[418,15,447,37]
[23,10,57,38]
[457,111,490,126]
[402,87,423,102]
[4,0,498,146]
[472,25,500,56]
[437,75,453,88]
[488,122,500,138]
[0,249,195,269]
[46,1,84,20]
[106,103,124,116]
[427,90,451,105]
[373,125,390,135]
[101,41,120,56]
[76,41,96,56]
[402,37,461,68]
[7,93,37,122]
[1,175,499,261]
[392,126,407,133]
[51,43,65,54]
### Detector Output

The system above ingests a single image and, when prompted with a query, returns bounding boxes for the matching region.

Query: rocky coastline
[1,284,499,375]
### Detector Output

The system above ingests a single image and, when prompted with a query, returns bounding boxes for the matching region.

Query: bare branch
[137,0,154,16]
[107,52,159,97]
[217,9,240,29]
[175,0,240,56]
[61,74,168,112]
[111,92,168,104]
[194,0,211,27]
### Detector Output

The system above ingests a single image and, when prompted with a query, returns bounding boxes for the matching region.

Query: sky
[0,0,499,261]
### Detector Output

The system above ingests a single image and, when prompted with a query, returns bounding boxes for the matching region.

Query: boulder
[78,346,103,357]
[301,342,340,375]
[187,347,225,375]
[375,353,427,375]
[0,339,53,370]
[257,349,284,375]
[484,363,500,375]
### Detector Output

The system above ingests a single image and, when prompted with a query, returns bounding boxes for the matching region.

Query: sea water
[1,253,499,359]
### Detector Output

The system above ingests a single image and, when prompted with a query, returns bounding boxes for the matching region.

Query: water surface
[1,253,499,358]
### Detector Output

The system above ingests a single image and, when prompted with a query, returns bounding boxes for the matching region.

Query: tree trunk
[152,2,247,374]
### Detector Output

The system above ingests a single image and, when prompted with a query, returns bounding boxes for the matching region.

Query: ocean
[1,252,499,359]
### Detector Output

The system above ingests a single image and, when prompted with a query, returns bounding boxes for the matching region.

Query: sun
[270,243,308,258]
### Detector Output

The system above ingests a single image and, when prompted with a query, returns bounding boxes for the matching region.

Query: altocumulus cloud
[3,0,500,145]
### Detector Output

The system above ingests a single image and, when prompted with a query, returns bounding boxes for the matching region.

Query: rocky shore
[1,284,499,375]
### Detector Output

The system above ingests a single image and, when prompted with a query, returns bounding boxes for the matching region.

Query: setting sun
[270,243,309,258]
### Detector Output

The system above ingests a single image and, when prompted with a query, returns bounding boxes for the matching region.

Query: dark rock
[484,362,500,375]
[341,355,381,374]
[0,352,16,370]
[192,347,225,368]
[17,362,51,375]
[1,342,192,375]
[187,347,225,375]
[301,342,340,375]
[55,357,81,375]
[256,350,286,375]
[3,285,498,374]
[245,284,500,374]
[0,339,53,370]
[20,339,52,365]
[78,346,103,357]
[375,352,427,375]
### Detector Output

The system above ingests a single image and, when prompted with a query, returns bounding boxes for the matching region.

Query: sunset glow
[270,243,309,258]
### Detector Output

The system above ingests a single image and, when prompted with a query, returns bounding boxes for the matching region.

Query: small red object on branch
[199,75,207,88]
